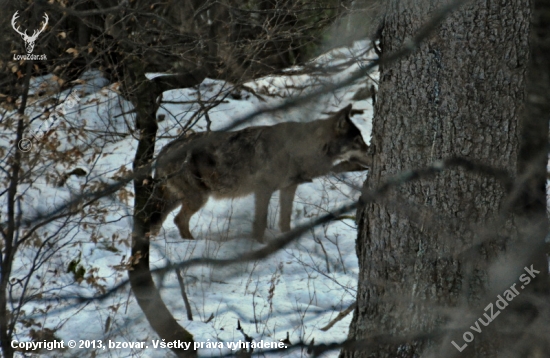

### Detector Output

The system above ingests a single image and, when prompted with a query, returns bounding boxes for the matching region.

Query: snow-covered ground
[0,41,376,357]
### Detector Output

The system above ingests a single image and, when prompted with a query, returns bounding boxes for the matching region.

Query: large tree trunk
[342,0,540,356]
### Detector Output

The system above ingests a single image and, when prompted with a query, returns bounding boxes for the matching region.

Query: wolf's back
[155,127,273,197]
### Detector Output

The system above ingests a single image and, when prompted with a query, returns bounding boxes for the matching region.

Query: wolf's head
[325,104,370,169]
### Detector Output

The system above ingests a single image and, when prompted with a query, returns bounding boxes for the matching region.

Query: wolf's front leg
[279,184,297,232]
[253,188,274,243]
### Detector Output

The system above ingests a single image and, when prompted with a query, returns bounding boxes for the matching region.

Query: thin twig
[175,269,193,321]
[319,301,356,331]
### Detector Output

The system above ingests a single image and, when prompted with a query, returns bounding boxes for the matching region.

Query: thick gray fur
[151,104,370,242]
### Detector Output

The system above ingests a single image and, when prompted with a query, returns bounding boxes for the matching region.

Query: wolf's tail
[149,180,183,235]
[149,181,166,235]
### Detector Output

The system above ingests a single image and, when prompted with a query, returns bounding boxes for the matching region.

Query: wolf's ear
[341,104,364,117]
[342,104,353,117]
[335,105,352,134]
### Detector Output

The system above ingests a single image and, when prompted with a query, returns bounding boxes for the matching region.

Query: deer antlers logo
[11,11,49,54]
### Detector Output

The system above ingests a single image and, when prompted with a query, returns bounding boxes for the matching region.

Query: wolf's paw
[177,228,196,240]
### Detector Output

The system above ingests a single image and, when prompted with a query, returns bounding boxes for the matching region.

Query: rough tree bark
[342,0,548,356]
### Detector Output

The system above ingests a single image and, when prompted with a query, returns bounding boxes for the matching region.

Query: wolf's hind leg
[279,184,297,232]
[174,192,208,240]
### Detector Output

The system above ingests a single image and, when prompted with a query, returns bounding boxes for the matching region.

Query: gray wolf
[150,104,370,242]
